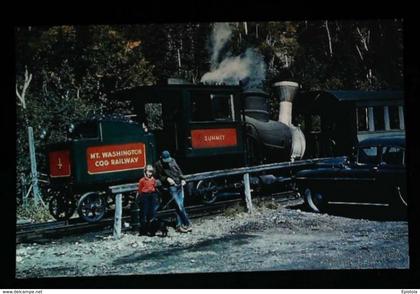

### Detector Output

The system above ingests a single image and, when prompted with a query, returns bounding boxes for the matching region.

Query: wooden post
[113,193,122,239]
[28,126,41,205]
[243,173,253,213]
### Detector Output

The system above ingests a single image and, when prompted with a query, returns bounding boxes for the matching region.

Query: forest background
[15,20,403,207]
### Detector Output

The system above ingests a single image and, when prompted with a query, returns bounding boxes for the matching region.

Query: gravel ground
[15,197,409,278]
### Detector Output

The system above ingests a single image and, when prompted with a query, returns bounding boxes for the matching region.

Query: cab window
[191,92,235,122]
[145,103,164,130]
[211,94,235,121]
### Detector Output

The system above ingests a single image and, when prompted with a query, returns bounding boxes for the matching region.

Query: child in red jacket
[137,164,159,236]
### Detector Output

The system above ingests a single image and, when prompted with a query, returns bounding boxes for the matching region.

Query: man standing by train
[154,150,192,233]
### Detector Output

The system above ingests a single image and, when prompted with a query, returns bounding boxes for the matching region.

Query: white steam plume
[201,48,266,89]
[202,22,266,88]
[209,22,232,69]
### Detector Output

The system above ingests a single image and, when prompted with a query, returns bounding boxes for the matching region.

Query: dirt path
[15,198,409,278]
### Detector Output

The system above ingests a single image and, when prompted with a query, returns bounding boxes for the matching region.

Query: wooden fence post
[243,173,253,213]
[113,193,122,239]
[21,174,27,208]
[28,126,41,205]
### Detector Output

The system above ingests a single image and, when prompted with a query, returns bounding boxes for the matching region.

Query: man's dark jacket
[154,158,185,186]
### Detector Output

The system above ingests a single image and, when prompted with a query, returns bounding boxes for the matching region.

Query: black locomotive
[46,80,306,222]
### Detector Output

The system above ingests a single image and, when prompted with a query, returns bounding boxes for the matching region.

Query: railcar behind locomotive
[293,90,405,159]
[46,80,307,222]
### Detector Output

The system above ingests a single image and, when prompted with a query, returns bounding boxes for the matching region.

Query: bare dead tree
[16,67,42,205]
[355,25,374,88]
[16,67,33,111]
[355,44,364,61]
[325,20,333,57]
[356,26,370,52]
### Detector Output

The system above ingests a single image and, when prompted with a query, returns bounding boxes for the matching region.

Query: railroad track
[16,191,298,244]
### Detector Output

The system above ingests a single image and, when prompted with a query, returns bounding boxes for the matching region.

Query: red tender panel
[191,128,238,149]
[86,143,146,174]
[49,150,71,177]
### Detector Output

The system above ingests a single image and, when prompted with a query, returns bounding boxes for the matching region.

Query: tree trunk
[325,20,333,57]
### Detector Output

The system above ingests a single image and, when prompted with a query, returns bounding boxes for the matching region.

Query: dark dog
[149,218,169,237]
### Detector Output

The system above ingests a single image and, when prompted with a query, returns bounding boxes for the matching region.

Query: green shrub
[16,199,53,223]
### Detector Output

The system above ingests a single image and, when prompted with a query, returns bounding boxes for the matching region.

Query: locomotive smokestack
[273,81,305,160]
[273,81,299,126]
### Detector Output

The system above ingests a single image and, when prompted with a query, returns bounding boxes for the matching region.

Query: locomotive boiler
[45,80,306,222]
[243,81,305,164]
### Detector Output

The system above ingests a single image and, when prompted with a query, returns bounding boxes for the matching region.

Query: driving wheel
[196,180,219,204]
[48,190,76,221]
[77,192,107,223]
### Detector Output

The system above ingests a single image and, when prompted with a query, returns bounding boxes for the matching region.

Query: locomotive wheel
[48,191,76,221]
[196,180,218,204]
[303,187,326,213]
[77,192,107,223]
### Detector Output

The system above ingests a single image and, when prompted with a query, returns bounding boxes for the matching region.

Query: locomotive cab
[113,84,247,174]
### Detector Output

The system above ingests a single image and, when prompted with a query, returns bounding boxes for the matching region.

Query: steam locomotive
[46,80,306,222]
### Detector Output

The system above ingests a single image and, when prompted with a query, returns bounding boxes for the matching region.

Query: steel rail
[16,192,297,244]
[16,198,243,244]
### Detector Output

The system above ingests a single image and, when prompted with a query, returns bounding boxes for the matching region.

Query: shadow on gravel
[287,203,407,222]
[113,233,256,266]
